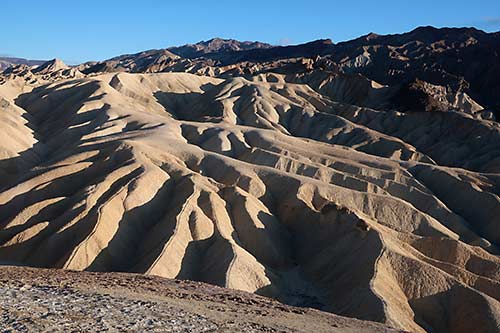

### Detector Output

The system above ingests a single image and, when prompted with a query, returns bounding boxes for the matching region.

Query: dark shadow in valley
[153,82,223,121]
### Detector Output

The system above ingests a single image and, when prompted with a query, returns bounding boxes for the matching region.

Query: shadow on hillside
[0,80,106,192]
[153,82,224,121]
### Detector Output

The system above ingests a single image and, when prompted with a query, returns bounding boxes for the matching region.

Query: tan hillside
[0,71,499,333]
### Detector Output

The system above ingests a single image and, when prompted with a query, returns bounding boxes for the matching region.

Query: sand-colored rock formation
[0,71,499,333]
[1,59,84,85]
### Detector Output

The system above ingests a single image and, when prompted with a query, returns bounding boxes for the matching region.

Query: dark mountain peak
[340,25,490,50]
[310,38,334,45]
[410,25,439,34]
[407,25,488,43]
[410,25,484,34]
[169,38,273,58]
[365,32,380,40]
[204,37,226,43]
[202,37,272,50]
[197,37,237,48]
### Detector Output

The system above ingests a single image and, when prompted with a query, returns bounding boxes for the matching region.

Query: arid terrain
[0,265,402,332]
[0,26,499,333]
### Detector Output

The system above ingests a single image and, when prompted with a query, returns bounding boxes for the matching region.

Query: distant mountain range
[73,26,500,112]
[0,56,45,70]
[4,26,498,115]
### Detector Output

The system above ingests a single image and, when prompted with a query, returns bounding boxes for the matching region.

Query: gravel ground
[0,284,217,332]
[0,266,405,333]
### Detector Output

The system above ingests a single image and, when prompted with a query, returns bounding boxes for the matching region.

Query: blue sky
[1,0,499,63]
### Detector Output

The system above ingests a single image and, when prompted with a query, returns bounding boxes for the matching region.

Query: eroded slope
[0,72,499,333]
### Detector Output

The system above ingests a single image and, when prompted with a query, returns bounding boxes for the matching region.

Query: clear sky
[1,0,499,63]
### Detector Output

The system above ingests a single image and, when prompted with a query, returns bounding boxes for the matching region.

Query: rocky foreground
[0,266,402,332]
